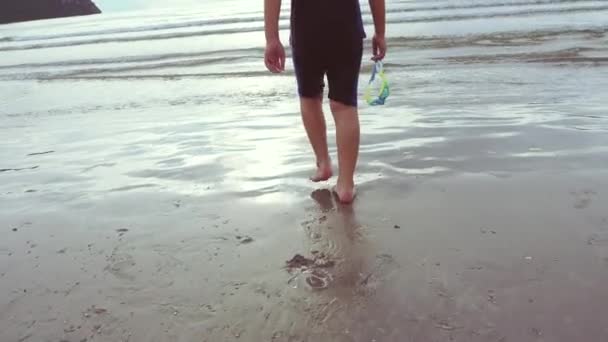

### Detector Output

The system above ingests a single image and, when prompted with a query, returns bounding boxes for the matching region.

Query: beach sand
[2,171,608,341]
[2,0,608,341]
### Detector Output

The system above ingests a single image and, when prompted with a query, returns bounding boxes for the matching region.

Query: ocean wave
[39,70,286,80]
[1,4,607,52]
[436,47,608,65]
[0,47,264,71]
[0,26,605,81]
[388,27,607,49]
[3,0,599,42]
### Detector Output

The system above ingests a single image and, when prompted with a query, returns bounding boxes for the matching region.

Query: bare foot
[310,161,333,182]
[333,179,356,204]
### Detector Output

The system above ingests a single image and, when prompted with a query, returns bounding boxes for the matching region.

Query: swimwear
[290,0,366,107]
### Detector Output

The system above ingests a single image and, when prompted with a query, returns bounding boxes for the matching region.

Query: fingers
[372,39,378,60]
[265,55,282,73]
[264,56,274,72]
[277,50,286,72]
[264,45,286,73]
[265,59,276,73]
[371,38,386,61]
[376,46,386,61]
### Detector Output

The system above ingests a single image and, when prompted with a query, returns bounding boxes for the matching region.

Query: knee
[300,96,323,113]
[329,99,354,114]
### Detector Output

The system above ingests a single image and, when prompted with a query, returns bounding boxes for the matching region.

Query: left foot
[310,161,333,182]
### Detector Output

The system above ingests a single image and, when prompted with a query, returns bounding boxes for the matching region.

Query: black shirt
[290,0,366,49]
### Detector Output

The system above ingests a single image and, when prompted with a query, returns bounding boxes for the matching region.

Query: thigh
[326,40,363,107]
[292,48,325,99]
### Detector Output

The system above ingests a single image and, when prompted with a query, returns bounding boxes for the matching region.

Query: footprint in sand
[587,232,608,246]
[587,230,608,267]
[286,254,335,290]
[359,253,400,290]
[303,269,333,290]
[571,189,597,209]
[105,253,136,281]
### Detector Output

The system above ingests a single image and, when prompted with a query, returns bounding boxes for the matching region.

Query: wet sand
[2,172,608,341]
[2,0,608,341]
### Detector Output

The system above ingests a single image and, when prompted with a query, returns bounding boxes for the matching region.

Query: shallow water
[1,0,607,194]
[1,1,608,341]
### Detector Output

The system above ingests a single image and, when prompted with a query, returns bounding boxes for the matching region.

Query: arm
[368,0,385,38]
[368,0,386,61]
[263,0,285,72]
[264,0,282,43]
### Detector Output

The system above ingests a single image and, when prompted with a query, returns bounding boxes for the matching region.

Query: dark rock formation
[0,0,101,25]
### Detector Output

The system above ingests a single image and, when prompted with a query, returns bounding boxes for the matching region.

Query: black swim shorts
[292,40,363,107]
[289,0,366,107]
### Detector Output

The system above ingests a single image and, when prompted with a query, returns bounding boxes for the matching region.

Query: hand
[372,34,387,61]
[264,39,286,73]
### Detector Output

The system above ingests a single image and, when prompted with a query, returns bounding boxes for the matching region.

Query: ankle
[317,158,331,168]
[337,177,355,189]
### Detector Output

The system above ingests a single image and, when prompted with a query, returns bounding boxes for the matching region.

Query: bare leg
[330,100,360,203]
[300,96,332,182]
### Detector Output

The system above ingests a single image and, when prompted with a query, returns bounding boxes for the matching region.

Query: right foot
[333,180,356,204]
[310,161,333,182]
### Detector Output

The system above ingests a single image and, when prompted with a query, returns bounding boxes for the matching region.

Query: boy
[264,0,386,203]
